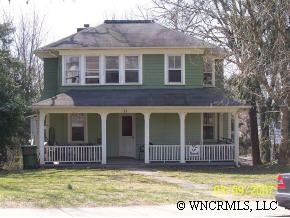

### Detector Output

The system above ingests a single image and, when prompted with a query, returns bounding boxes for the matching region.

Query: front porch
[34,108,241,166]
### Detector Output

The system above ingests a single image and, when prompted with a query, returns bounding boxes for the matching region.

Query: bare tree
[12,11,46,104]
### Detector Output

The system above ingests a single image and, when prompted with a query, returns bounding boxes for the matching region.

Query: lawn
[0,168,209,207]
[154,165,289,199]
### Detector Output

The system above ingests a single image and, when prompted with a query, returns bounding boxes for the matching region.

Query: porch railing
[44,145,102,163]
[149,145,181,162]
[149,144,235,162]
[185,144,235,161]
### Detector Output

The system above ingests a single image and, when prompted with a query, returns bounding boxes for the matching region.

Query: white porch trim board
[179,112,186,163]
[38,111,46,165]
[143,112,151,164]
[234,112,239,166]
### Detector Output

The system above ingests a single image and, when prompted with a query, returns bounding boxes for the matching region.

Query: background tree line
[0,11,45,167]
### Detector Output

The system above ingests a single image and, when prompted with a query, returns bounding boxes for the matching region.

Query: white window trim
[203,57,215,87]
[84,56,101,85]
[62,55,143,86]
[67,113,88,143]
[123,54,143,85]
[164,54,185,85]
[104,55,121,85]
[62,55,82,86]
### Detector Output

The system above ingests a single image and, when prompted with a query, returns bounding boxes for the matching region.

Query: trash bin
[21,145,38,169]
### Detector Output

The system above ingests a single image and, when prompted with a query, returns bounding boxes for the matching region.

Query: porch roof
[33,88,245,108]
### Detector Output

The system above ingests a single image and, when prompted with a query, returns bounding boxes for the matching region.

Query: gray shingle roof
[33,88,243,107]
[37,20,219,51]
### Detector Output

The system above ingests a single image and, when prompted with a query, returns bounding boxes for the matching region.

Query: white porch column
[101,113,108,164]
[179,112,186,163]
[38,111,46,165]
[234,112,239,166]
[144,112,151,164]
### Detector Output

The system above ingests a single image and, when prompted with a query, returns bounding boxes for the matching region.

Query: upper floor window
[85,56,100,84]
[203,113,215,140]
[165,55,184,84]
[125,56,139,83]
[203,58,215,86]
[105,56,119,83]
[64,56,80,85]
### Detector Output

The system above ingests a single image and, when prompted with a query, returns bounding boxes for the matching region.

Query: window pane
[204,113,214,125]
[168,56,181,68]
[71,114,85,127]
[203,126,214,140]
[86,78,99,84]
[106,56,119,69]
[125,56,138,69]
[106,71,119,83]
[86,56,99,77]
[66,56,79,71]
[122,116,132,136]
[71,113,85,141]
[65,56,80,84]
[203,73,213,85]
[72,127,84,141]
[204,59,214,72]
[125,70,139,83]
[168,56,175,68]
[175,56,181,68]
[168,70,181,82]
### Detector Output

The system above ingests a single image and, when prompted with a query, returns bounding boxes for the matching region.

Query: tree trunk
[260,105,271,163]
[279,105,289,165]
[249,101,262,165]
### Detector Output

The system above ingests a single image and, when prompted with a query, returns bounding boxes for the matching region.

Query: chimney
[77,24,90,32]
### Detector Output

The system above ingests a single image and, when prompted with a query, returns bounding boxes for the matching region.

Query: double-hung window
[105,56,119,83]
[203,58,215,86]
[125,56,139,83]
[64,56,80,85]
[70,113,86,142]
[203,113,215,140]
[165,55,184,84]
[85,56,100,84]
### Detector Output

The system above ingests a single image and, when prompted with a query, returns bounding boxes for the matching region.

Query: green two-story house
[32,20,247,166]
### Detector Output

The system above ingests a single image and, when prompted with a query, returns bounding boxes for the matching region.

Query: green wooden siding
[185,55,203,87]
[42,54,208,94]
[185,113,201,144]
[42,58,59,99]
[49,114,68,145]
[87,114,101,144]
[150,114,180,145]
[215,59,224,89]
[107,114,119,157]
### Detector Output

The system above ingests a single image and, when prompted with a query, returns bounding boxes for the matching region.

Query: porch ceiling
[33,88,246,108]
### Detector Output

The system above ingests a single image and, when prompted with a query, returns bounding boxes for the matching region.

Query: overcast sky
[0,0,152,46]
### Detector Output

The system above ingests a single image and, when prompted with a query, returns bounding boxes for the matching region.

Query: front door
[119,114,136,158]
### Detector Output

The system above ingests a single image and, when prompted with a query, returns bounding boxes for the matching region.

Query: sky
[0,0,152,46]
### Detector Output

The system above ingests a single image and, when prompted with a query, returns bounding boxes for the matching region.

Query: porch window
[85,56,100,84]
[203,113,215,140]
[70,113,86,142]
[64,56,80,84]
[165,55,184,84]
[125,56,139,83]
[203,58,214,86]
[105,56,119,83]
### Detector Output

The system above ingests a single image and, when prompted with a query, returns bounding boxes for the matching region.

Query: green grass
[0,168,209,208]
[154,165,289,199]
